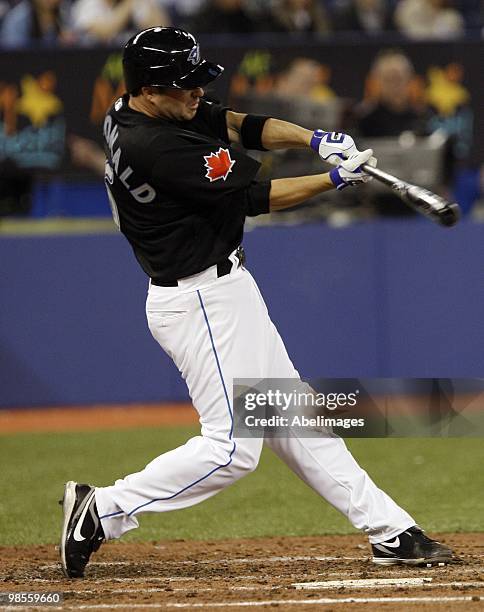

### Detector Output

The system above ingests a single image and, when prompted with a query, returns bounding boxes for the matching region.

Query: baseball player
[60,27,453,578]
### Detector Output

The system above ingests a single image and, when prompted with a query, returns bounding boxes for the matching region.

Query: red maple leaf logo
[203,147,236,182]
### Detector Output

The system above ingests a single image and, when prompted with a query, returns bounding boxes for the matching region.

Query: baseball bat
[361,164,460,227]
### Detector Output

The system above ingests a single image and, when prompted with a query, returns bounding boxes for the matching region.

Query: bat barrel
[405,186,460,227]
[361,164,460,227]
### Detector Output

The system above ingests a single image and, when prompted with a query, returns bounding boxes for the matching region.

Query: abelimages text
[245,415,365,429]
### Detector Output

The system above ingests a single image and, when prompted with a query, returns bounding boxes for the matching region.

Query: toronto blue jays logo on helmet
[188,44,201,65]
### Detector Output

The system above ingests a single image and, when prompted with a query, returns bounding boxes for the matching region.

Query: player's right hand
[330,149,377,190]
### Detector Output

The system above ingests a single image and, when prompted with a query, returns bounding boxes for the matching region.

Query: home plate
[293,577,432,590]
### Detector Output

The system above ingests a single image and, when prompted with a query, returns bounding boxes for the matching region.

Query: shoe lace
[410,527,434,545]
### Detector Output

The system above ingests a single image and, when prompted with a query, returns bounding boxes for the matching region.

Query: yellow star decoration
[15,74,63,128]
[425,66,470,117]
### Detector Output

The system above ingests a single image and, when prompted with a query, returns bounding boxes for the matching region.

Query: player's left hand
[310,129,360,166]
[330,149,377,190]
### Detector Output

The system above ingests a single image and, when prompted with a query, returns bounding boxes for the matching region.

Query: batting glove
[330,149,377,190]
[310,129,359,165]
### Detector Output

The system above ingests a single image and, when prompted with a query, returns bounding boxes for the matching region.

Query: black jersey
[103,94,270,282]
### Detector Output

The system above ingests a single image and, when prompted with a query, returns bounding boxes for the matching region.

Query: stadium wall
[1,219,483,408]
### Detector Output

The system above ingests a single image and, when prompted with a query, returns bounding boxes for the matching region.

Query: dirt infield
[1,533,482,610]
[0,403,197,433]
[2,406,483,609]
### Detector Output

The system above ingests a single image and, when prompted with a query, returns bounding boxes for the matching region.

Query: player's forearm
[261,118,313,150]
[269,173,334,211]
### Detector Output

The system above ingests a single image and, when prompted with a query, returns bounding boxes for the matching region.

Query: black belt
[151,246,246,287]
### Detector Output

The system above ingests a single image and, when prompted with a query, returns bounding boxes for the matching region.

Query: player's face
[150,87,205,121]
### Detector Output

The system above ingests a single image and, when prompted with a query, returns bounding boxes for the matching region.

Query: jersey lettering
[112,148,121,174]
[104,160,114,185]
[104,113,156,204]
[107,124,119,155]
[120,166,133,189]
[131,184,156,203]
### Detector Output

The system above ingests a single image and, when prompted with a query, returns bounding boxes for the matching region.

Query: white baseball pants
[95,260,414,544]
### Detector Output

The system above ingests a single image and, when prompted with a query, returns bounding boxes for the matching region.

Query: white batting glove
[329,149,377,190]
[310,129,359,165]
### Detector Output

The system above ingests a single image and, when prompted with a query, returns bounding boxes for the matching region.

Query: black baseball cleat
[372,525,453,566]
[60,481,105,578]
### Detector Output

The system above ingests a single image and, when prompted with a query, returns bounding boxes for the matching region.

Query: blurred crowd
[0,0,483,48]
[0,1,482,218]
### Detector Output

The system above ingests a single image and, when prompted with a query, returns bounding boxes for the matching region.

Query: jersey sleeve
[192,99,230,143]
[246,181,271,217]
[151,142,267,209]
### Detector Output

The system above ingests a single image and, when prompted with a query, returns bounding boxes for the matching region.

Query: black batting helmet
[122,27,224,93]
